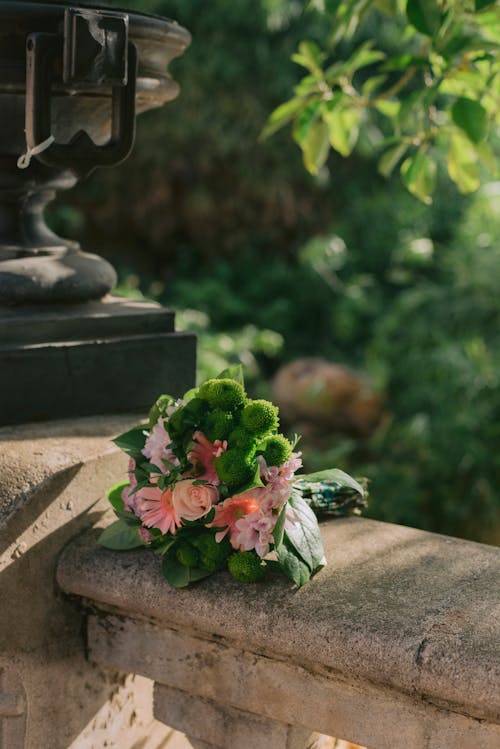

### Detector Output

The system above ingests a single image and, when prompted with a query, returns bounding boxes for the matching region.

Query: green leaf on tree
[97,519,145,550]
[302,119,330,174]
[261,97,308,140]
[378,142,408,178]
[451,97,487,144]
[406,0,443,36]
[401,150,437,204]
[447,133,480,193]
[292,40,325,74]
[325,106,360,157]
[293,101,321,145]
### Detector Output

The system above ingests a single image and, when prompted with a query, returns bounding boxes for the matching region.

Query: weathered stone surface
[0,414,172,749]
[57,518,500,726]
[154,685,312,749]
[0,413,136,529]
[85,612,499,749]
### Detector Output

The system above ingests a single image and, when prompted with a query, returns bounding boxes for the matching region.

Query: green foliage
[265,0,500,202]
[276,492,326,587]
[191,533,232,572]
[98,519,145,550]
[202,409,235,441]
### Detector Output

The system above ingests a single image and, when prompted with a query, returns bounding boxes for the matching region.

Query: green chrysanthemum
[228,552,265,582]
[241,399,279,435]
[261,434,292,467]
[198,378,246,412]
[192,533,231,572]
[228,426,258,453]
[175,542,199,568]
[215,448,255,489]
[202,409,234,442]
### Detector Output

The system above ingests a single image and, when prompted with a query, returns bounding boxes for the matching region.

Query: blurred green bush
[49,0,500,543]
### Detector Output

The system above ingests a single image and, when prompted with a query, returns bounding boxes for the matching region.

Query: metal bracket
[63,8,129,87]
[24,8,137,176]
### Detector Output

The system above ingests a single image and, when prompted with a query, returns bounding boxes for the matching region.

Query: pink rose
[172,479,219,521]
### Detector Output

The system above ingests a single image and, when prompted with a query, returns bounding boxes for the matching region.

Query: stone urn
[0,0,190,304]
[0,2,196,424]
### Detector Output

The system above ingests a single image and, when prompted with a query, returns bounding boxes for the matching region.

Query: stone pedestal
[0,296,196,424]
[0,1,195,426]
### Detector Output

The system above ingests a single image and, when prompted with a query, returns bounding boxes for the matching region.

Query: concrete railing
[57,515,500,749]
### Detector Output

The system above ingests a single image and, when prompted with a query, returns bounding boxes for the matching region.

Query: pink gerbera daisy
[135,485,180,535]
[188,431,227,484]
[208,495,261,543]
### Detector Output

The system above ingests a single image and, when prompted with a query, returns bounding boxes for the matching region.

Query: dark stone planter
[0,2,196,424]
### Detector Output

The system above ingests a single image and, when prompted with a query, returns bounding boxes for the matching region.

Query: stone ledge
[0,414,138,530]
[57,517,500,726]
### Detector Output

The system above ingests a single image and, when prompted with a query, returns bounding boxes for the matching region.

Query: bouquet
[99,366,365,588]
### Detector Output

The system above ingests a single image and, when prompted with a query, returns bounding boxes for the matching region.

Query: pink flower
[138,527,153,543]
[258,451,303,482]
[231,511,276,558]
[135,485,180,535]
[188,431,227,484]
[142,419,179,473]
[208,494,261,543]
[172,479,219,522]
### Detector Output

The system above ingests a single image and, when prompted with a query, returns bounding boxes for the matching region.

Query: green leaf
[302,119,330,174]
[406,0,443,36]
[97,519,145,550]
[272,504,287,549]
[214,364,245,386]
[113,425,146,456]
[292,40,325,74]
[161,551,212,588]
[400,150,437,204]
[325,106,360,157]
[362,74,387,97]
[182,387,199,402]
[451,97,487,144]
[299,468,365,497]
[234,461,265,494]
[276,541,312,588]
[475,0,496,9]
[284,493,326,573]
[149,394,174,425]
[378,142,408,178]
[261,97,306,140]
[107,480,128,512]
[381,54,430,71]
[374,99,400,119]
[293,100,321,148]
[447,132,480,193]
